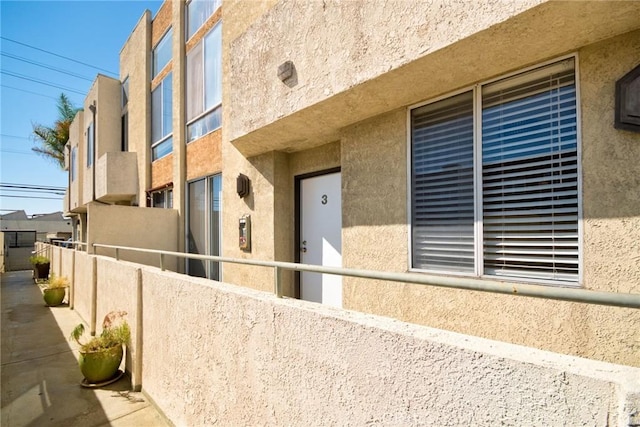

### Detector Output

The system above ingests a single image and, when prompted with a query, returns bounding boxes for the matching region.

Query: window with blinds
[411,58,579,284]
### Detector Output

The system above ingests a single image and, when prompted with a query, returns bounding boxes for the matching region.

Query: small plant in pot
[70,311,131,387]
[42,275,69,306]
[30,255,50,280]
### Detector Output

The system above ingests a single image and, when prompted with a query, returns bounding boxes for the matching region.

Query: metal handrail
[86,243,640,309]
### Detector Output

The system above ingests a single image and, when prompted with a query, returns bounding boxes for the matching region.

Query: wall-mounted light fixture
[615,64,640,133]
[237,173,250,198]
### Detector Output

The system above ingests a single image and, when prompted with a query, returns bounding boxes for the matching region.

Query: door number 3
[321,195,328,205]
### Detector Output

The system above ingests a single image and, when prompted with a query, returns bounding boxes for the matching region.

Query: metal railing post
[160,253,165,271]
[115,248,119,261]
[274,266,283,298]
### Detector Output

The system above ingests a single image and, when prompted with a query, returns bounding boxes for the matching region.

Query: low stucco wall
[142,269,639,426]
[41,244,640,425]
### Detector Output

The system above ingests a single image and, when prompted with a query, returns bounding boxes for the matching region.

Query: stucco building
[63,0,640,367]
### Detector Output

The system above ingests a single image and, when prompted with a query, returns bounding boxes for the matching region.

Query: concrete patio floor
[1,270,170,427]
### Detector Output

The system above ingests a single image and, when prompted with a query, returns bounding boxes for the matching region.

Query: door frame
[294,166,341,299]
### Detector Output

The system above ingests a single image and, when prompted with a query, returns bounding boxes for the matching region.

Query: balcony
[95,152,138,203]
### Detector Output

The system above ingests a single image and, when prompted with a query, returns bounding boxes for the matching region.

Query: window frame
[70,146,77,181]
[149,187,173,208]
[406,53,583,287]
[151,72,173,161]
[86,122,94,168]
[152,27,173,78]
[186,0,221,41]
[186,20,222,144]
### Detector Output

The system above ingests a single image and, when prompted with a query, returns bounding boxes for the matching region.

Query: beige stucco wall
[228,1,640,156]
[81,75,122,206]
[38,243,640,424]
[87,203,178,270]
[339,31,640,367]
[67,111,85,213]
[95,152,138,203]
[139,268,639,426]
[95,257,141,385]
[71,250,93,327]
[580,30,640,294]
[120,10,152,207]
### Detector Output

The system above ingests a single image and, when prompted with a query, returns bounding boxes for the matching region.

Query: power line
[0,84,60,101]
[0,149,37,157]
[1,52,94,82]
[0,36,118,77]
[1,188,65,195]
[1,183,67,191]
[0,194,63,200]
[0,70,86,96]
[0,134,31,140]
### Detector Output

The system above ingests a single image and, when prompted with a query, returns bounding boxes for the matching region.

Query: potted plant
[70,311,131,386]
[42,275,69,306]
[29,255,50,280]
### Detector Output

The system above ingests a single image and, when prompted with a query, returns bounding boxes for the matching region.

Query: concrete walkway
[1,271,169,427]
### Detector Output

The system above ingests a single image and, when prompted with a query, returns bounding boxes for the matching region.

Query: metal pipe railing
[88,243,640,309]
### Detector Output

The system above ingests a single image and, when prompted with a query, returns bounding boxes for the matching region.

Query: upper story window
[150,187,173,208]
[121,77,129,109]
[187,0,221,40]
[70,147,77,181]
[86,122,94,167]
[151,72,173,160]
[153,28,173,78]
[186,21,221,143]
[410,57,579,285]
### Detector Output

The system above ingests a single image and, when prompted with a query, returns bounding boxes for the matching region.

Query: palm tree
[32,93,81,169]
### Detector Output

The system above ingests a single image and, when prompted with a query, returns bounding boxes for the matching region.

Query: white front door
[300,172,342,307]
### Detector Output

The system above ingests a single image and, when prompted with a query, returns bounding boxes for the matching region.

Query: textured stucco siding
[580,30,640,294]
[227,1,640,156]
[68,111,84,212]
[95,257,140,383]
[95,152,138,203]
[71,250,93,327]
[139,268,637,426]
[340,31,640,367]
[120,10,152,206]
[87,203,178,270]
[40,244,640,425]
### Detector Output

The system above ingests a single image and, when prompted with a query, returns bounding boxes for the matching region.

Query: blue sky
[0,0,161,216]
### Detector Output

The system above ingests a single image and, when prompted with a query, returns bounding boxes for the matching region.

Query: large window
[187,0,221,40]
[411,58,579,284]
[86,122,94,167]
[152,28,173,78]
[186,21,221,143]
[121,77,129,152]
[187,174,222,280]
[151,72,173,160]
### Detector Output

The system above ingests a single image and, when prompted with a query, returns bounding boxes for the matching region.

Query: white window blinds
[411,91,475,272]
[482,59,578,282]
[411,58,579,283]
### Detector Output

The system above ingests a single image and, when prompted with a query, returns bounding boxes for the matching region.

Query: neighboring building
[0,210,71,243]
[63,0,640,367]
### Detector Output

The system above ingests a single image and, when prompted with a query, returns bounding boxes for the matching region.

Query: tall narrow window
[411,92,475,272]
[151,72,173,160]
[186,22,222,142]
[187,0,221,40]
[152,28,173,78]
[187,174,222,280]
[411,58,579,284]
[70,147,77,181]
[86,122,94,167]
